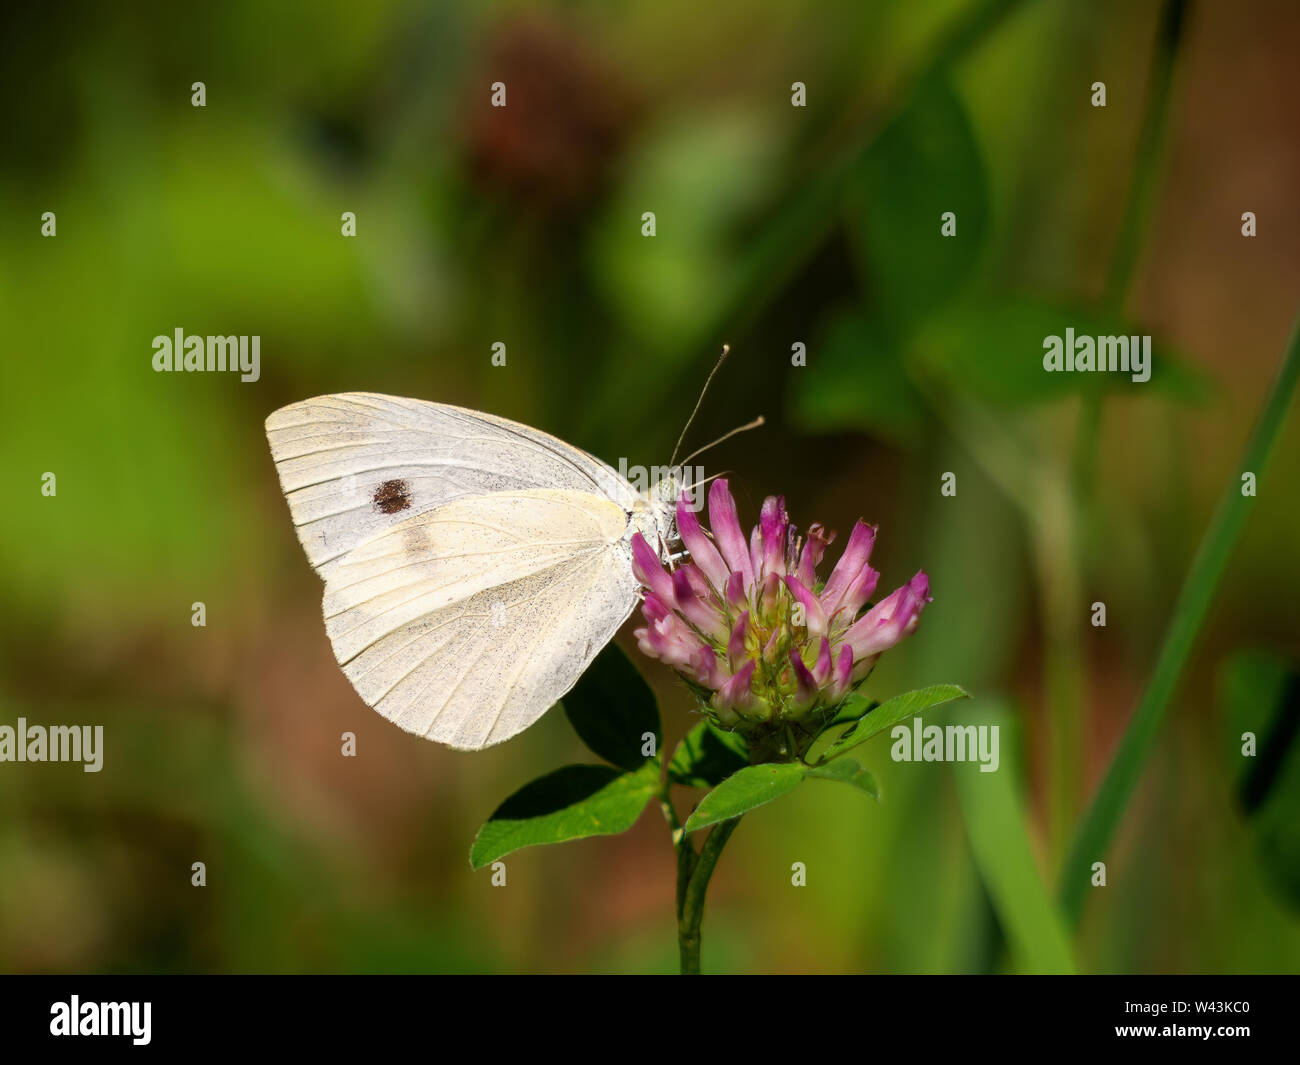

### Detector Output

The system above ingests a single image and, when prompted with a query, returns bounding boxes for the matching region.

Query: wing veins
[329,543,611,650]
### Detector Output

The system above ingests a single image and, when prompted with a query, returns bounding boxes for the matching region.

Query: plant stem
[1103,0,1189,317]
[656,779,696,923]
[678,818,741,975]
[1059,308,1300,925]
[1031,481,1085,864]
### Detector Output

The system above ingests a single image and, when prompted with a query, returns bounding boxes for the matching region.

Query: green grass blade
[1059,309,1300,924]
[954,702,1076,973]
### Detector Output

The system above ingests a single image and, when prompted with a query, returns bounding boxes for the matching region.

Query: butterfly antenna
[670,344,732,467]
[681,469,731,493]
[677,416,766,468]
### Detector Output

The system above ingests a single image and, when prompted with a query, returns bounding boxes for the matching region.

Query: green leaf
[953,702,1076,974]
[789,310,926,446]
[1220,650,1300,911]
[561,643,661,772]
[848,76,989,326]
[470,762,659,869]
[820,684,970,763]
[910,297,1211,408]
[794,80,987,449]
[804,757,879,798]
[823,694,880,730]
[668,721,749,788]
[683,750,883,834]
[683,763,805,832]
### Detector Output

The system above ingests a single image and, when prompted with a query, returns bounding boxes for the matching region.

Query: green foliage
[562,643,661,772]
[793,74,1211,454]
[473,643,664,868]
[677,686,971,832]
[953,702,1076,974]
[683,763,806,832]
[668,721,749,788]
[824,696,881,729]
[817,685,971,764]
[847,76,990,327]
[1061,314,1300,925]
[804,758,879,798]
[1221,650,1300,910]
[470,762,660,870]
[791,77,986,447]
[910,297,1210,407]
[790,310,926,445]
[590,112,779,355]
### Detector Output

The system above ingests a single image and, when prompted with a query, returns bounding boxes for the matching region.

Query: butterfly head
[628,472,686,563]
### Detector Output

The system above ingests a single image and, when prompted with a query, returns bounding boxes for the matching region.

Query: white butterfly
[265,392,683,750]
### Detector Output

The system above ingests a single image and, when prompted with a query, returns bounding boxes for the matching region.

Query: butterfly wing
[265,392,638,581]
[321,488,638,749]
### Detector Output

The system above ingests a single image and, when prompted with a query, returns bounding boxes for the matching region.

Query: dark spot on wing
[373,478,413,515]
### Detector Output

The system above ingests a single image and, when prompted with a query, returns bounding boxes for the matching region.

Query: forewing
[322,489,638,749]
[265,392,636,580]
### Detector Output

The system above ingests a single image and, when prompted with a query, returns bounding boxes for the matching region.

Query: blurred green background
[2,0,1298,973]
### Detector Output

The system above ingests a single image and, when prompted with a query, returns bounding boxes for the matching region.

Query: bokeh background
[2,0,1298,973]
